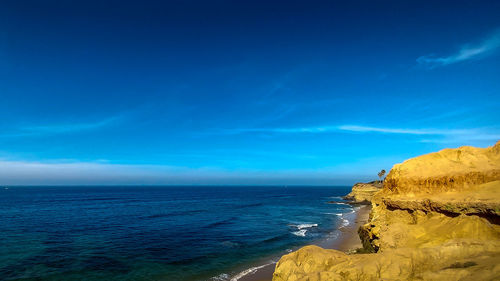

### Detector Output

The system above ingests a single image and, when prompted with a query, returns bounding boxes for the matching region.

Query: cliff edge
[273,141,500,281]
[384,141,500,194]
[343,182,382,204]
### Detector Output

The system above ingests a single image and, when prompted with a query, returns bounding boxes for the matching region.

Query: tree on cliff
[378,169,386,183]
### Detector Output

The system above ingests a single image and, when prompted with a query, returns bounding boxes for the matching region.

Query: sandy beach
[327,205,371,252]
[238,204,372,281]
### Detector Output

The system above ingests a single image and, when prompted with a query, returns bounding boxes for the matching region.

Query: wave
[144,213,171,219]
[288,223,318,237]
[229,261,276,281]
[292,229,307,237]
[143,209,206,219]
[331,202,349,205]
[289,223,318,230]
[203,217,237,229]
[220,241,240,248]
[261,233,289,243]
[340,218,350,228]
[323,212,342,216]
[267,194,292,199]
[234,202,263,209]
[327,231,341,240]
[47,197,125,203]
[210,273,229,280]
[296,223,318,230]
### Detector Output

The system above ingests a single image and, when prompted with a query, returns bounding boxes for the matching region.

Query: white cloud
[22,116,121,133]
[220,124,500,145]
[224,124,493,136]
[339,125,500,144]
[417,29,500,68]
[224,126,339,134]
[0,115,125,138]
[337,125,470,135]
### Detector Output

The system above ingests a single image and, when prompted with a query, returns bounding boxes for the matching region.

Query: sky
[1,0,499,185]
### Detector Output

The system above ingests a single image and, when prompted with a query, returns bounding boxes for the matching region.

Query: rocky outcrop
[382,180,500,219]
[273,141,500,281]
[343,182,382,204]
[384,141,500,194]
[358,192,500,253]
[273,242,500,281]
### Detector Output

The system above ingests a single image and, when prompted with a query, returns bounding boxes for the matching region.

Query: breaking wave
[229,261,276,281]
[289,223,318,237]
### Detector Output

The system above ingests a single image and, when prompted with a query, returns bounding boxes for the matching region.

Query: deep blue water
[0,185,353,281]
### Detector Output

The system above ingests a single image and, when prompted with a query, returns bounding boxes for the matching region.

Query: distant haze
[0,160,375,186]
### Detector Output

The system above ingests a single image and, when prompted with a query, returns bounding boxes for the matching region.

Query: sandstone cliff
[384,141,500,194]
[273,141,500,281]
[343,182,382,204]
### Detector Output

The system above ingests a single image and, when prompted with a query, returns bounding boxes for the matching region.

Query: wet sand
[326,204,371,252]
[237,204,372,281]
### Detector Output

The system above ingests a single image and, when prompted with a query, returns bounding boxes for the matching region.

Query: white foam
[296,223,318,230]
[327,231,340,240]
[340,218,350,228]
[292,229,307,237]
[229,261,276,281]
[322,212,342,216]
[343,209,355,214]
[210,273,229,280]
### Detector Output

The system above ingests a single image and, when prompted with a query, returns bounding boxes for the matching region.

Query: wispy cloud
[221,125,471,135]
[339,125,500,143]
[417,29,500,68]
[218,124,500,144]
[1,115,124,138]
[23,116,121,133]
[222,126,339,134]
[337,125,470,135]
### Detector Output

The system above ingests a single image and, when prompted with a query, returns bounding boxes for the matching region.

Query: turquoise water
[0,185,353,280]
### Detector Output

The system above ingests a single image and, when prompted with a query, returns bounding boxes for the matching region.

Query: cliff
[343,182,382,204]
[273,141,500,281]
[384,142,500,194]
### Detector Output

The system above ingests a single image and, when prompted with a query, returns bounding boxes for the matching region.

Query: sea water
[0,185,353,280]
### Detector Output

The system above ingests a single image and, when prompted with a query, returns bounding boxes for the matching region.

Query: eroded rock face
[343,182,381,204]
[273,141,500,281]
[273,242,500,281]
[384,141,500,194]
[361,141,500,252]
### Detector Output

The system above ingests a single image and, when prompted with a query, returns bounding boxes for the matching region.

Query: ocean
[0,185,354,281]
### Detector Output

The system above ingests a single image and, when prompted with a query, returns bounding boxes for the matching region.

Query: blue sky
[1,0,499,185]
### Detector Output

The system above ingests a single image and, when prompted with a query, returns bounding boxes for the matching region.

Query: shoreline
[323,204,371,252]
[234,204,372,281]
